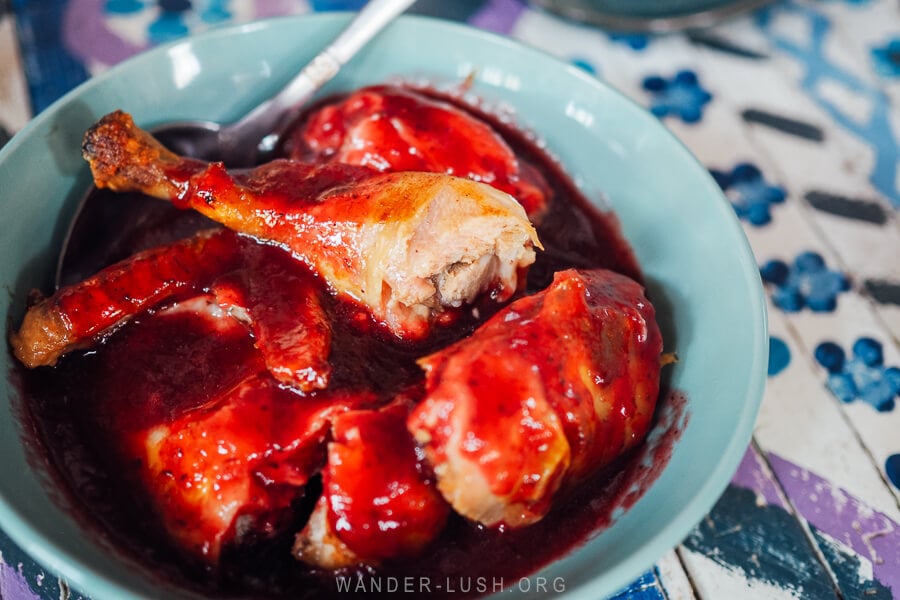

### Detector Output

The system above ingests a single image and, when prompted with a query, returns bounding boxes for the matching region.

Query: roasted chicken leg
[407,269,663,527]
[83,111,541,339]
[139,372,377,562]
[294,400,449,568]
[288,85,550,219]
[10,231,333,391]
[10,228,242,368]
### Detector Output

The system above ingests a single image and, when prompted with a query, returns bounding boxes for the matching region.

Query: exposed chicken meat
[293,495,358,570]
[407,269,663,528]
[288,85,550,219]
[82,111,541,339]
[138,371,377,562]
[294,401,449,568]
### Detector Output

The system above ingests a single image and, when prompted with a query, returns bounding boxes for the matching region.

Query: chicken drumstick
[83,111,541,339]
[408,269,663,527]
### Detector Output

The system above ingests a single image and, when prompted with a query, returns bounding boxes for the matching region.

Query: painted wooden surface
[1,0,898,598]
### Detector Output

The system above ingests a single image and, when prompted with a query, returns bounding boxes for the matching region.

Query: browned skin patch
[8,301,71,369]
[83,110,187,198]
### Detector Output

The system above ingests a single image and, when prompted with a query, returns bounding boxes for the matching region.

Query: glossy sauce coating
[409,269,662,527]
[10,229,242,368]
[288,85,549,218]
[323,402,450,561]
[18,85,665,598]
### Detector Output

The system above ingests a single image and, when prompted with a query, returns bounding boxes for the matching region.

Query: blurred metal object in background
[529,0,773,32]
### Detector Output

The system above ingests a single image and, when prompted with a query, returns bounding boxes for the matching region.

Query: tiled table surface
[1,1,899,598]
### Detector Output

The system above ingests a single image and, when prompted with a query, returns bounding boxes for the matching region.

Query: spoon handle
[327,0,420,64]
[236,0,418,155]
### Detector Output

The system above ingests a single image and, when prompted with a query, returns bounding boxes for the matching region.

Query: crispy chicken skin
[10,231,333,391]
[9,228,242,368]
[294,401,449,568]
[83,110,541,339]
[407,269,663,527]
[289,85,550,219]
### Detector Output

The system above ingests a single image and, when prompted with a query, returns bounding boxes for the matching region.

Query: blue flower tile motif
[311,0,368,10]
[105,0,144,13]
[871,38,900,78]
[711,162,786,226]
[814,338,900,411]
[201,0,231,23]
[609,32,651,51]
[148,11,189,44]
[760,252,850,312]
[105,0,235,45]
[768,336,791,376]
[887,454,900,489]
[570,57,598,75]
[159,0,190,11]
[144,0,192,44]
[642,70,712,124]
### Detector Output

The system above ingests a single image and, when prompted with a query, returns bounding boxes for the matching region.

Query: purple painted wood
[681,445,838,598]
[63,0,144,66]
[0,528,86,600]
[467,0,526,34]
[0,562,42,600]
[768,453,900,596]
[730,444,788,509]
[254,0,302,18]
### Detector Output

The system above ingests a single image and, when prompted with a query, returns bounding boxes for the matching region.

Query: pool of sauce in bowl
[18,87,680,599]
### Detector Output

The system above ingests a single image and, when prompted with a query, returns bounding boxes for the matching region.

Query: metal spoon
[56,0,415,286]
[152,0,417,166]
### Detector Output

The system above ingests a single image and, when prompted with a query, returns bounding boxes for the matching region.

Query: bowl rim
[529,0,774,33]
[0,11,768,600]
[523,39,768,596]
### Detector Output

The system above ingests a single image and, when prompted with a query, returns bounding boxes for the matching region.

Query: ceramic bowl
[0,13,766,599]
[530,0,772,31]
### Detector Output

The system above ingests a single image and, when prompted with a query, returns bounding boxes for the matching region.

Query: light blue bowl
[0,13,767,600]
[531,0,772,31]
